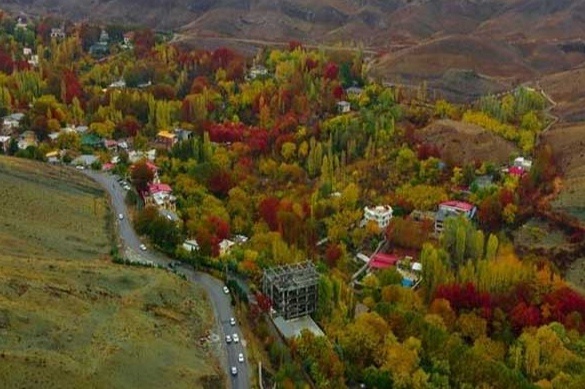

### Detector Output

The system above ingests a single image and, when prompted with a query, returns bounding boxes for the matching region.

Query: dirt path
[171,33,385,54]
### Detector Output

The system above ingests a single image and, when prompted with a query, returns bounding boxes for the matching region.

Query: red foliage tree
[332,85,344,100]
[259,196,280,231]
[190,76,209,94]
[510,302,541,332]
[289,40,303,51]
[304,58,318,72]
[323,61,339,80]
[477,194,502,232]
[116,115,141,138]
[0,50,14,74]
[543,287,585,327]
[325,243,342,267]
[211,47,237,70]
[256,292,273,313]
[207,215,230,241]
[150,84,176,100]
[417,143,441,160]
[63,70,83,104]
[434,282,492,314]
[207,170,233,198]
[133,29,155,58]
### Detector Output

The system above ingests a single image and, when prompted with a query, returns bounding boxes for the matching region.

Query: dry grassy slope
[539,68,585,223]
[0,255,222,389]
[0,156,110,261]
[418,119,518,166]
[0,156,223,388]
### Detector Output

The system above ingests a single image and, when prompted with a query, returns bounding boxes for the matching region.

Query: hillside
[0,157,223,389]
[6,0,585,102]
[418,119,518,166]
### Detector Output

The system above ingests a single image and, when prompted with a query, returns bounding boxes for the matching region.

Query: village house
[156,131,177,149]
[17,131,38,150]
[345,86,364,96]
[128,149,156,164]
[108,79,126,89]
[71,154,99,167]
[50,26,66,40]
[514,156,532,171]
[0,135,11,153]
[219,239,236,256]
[183,239,200,252]
[2,113,25,134]
[247,62,269,80]
[174,128,193,142]
[23,47,32,57]
[362,205,394,230]
[434,200,477,234]
[104,139,118,152]
[337,100,351,114]
[80,133,103,149]
[141,182,176,211]
[15,17,28,30]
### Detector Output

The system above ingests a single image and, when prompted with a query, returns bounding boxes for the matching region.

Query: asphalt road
[84,170,250,389]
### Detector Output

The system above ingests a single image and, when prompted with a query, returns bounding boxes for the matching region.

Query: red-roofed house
[369,253,400,269]
[508,166,525,177]
[435,200,477,233]
[102,162,115,171]
[141,182,176,211]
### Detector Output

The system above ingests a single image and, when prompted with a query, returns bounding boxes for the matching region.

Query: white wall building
[363,205,393,230]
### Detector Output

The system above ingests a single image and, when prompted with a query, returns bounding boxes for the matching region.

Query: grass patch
[0,157,110,260]
[0,156,223,388]
[0,256,223,388]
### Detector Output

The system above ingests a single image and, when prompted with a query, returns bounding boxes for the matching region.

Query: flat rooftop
[272,315,324,339]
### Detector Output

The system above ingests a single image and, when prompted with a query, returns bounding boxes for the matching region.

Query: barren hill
[418,119,518,166]
[6,0,585,100]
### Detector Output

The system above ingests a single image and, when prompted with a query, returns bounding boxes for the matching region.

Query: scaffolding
[262,262,320,320]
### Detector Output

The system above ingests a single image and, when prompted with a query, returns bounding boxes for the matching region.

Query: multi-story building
[434,201,476,234]
[363,205,394,230]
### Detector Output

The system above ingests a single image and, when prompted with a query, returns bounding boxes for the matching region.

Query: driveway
[84,170,250,389]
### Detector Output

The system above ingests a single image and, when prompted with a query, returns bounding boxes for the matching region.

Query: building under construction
[262,261,320,320]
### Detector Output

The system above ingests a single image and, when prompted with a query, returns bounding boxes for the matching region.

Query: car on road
[223,286,229,294]
[238,353,244,363]
[75,165,85,170]
[233,333,239,343]
[118,213,124,220]
[123,185,131,191]
[229,317,236,326]
[225,335,232,344]
[231,366,237,376]
[139,244,147,251]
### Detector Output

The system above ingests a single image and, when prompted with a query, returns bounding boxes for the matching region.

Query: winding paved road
[84,170,250,389]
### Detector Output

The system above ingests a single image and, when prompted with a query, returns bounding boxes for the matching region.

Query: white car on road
[238,353,244,363]
[229,317,236,326]
[232,333,239,343]
[225,335,232,344]
[223,286,229,294]
[118,213,124,220]
[139,244,147,251]
[231,366,237,376]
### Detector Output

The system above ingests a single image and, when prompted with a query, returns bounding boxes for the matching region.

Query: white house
[434,201,477,234]
[219,239,236,256]
[337,101,351,114]
[514,157,532,171]
[183,240,200,252]
[363,205,393,230]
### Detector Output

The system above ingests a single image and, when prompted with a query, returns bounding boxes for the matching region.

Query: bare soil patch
[418,119,519,166]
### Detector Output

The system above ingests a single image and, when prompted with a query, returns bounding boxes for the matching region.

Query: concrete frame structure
[262,262,319,320]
